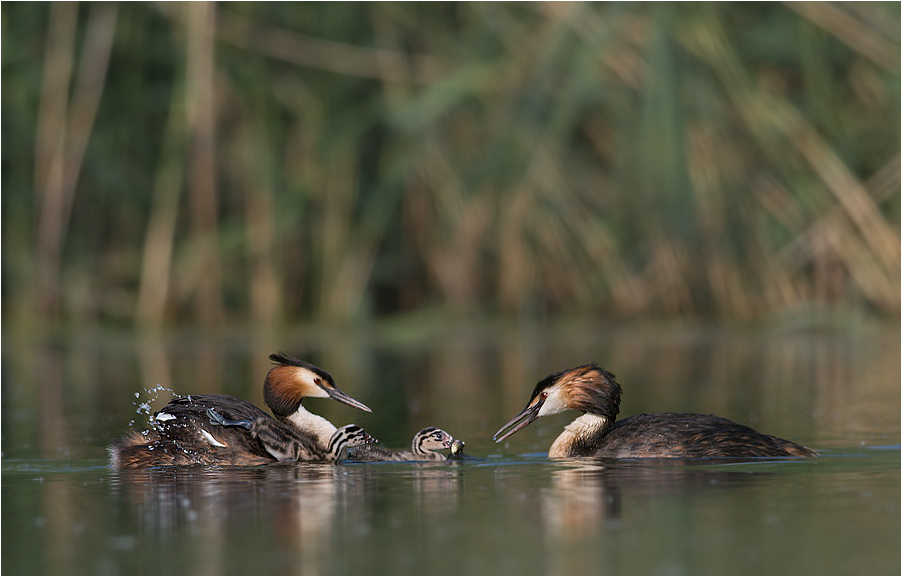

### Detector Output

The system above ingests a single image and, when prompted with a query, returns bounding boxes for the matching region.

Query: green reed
[2,2,898,328]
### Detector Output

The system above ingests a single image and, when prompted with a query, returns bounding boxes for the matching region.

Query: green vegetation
[2,2,899,328]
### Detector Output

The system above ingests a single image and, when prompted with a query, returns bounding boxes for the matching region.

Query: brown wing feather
[593,413,817,458]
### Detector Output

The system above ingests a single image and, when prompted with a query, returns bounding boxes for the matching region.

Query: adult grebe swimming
[346,427,456,462]
[493,363,817,458]
[109,353,372,468]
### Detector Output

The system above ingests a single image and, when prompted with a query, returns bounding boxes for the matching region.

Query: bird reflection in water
[540,460,766,573]
[110,463,371,575]
[409,462,464,517]
[542,465,620,539]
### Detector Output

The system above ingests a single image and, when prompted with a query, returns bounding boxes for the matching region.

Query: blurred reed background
[2,2,899,329]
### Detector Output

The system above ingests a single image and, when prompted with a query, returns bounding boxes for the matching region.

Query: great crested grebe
[108,353,372,468]
[493,363,818,459]
[346,427,455,462]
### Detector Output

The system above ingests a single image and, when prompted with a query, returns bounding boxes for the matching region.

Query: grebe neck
[548,413,613,459]
[284,403,338,448]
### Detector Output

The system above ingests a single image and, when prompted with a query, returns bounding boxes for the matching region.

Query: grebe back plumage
[493,363,817,459]
[109,422,375,468]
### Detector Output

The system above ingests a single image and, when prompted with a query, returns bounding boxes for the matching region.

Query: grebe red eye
[314,377,323,386]
[540,391,548,400]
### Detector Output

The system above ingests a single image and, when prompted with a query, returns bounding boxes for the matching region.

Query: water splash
[127,385,176,431]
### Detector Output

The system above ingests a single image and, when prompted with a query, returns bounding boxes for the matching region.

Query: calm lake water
[2,320,899,574]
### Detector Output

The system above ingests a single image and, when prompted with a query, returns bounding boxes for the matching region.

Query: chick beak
[324,386,372,413]
[493,396,544,443]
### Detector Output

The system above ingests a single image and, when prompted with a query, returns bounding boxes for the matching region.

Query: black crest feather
[268,352,335,385]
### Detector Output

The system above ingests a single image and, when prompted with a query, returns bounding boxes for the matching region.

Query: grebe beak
[324,386,372,413]
[493,396,544,443]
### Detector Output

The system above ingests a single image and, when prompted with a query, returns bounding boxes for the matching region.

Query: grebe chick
[108,353,371,468]
[325,424,378,460]
[205,408,378,461]
[493,364,817,459]
[347,427,454,462]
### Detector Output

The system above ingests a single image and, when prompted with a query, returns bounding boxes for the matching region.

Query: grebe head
[328,424,376,454]
[493,363,621,443]
[413,427,454,452]
[327,424,377,460]
[263,353,372,417]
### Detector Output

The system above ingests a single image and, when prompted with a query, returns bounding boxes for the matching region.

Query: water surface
[2,321,899,574]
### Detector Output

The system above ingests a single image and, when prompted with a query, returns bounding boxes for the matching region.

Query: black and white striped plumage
[347,427,455,462]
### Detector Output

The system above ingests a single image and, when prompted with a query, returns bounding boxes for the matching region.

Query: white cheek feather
[307,385,330,399]
[294,369,331,399]
[537,387,569,417]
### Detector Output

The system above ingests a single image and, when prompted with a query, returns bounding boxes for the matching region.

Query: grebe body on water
[110,422,375,468]
[493,364,817,459]
[347,427,455,462]
[108,353,372,468]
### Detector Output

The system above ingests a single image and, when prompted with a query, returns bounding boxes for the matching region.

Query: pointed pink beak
[493,397,544,443]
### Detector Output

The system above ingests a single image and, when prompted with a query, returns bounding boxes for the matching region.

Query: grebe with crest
[108,353,372,468]
[493,363,817,459]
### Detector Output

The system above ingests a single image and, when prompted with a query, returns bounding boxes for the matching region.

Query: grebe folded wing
[596,413,817,458]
